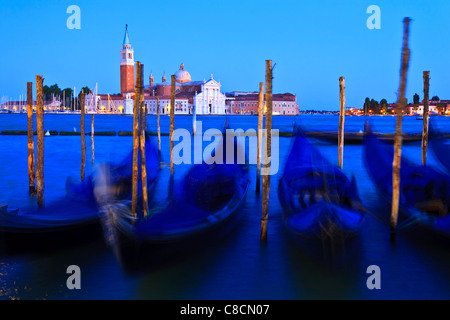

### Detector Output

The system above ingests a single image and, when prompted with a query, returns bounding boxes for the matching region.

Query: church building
[86,25,298,116]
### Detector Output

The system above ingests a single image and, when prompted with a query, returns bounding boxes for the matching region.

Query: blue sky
[1,0,449,110]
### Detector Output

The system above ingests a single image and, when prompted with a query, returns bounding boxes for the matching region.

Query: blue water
[1,114,450,300]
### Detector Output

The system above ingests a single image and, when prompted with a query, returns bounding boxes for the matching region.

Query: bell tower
[120,24,135,95]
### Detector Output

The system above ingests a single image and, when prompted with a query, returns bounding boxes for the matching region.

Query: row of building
[346,101,450,116]
[1,25,299,116]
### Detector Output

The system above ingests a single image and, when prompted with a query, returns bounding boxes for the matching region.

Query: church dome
[174,63,191,83]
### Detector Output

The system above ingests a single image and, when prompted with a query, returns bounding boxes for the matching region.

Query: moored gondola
[429,121,450,174]
[101,124,250,271]
[363,124,450,238]
[278,128,366,261]
[0,134,160,253]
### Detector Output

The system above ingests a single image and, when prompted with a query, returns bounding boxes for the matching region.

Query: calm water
[1,114,450,300]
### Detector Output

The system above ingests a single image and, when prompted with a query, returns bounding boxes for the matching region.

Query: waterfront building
[81,25,300,115]
[226,92,299,115]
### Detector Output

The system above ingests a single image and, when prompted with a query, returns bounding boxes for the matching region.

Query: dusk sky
[1,0,449,110]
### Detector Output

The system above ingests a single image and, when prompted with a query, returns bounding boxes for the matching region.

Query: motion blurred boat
[363,124,450,237]
[278,128,366,260]
[305,131,422,145]
[101,123,250,270]
[429,121,450,174]
[0,134,160,252]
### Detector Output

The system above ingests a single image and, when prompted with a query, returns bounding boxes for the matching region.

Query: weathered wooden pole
[131,62,142,219]
[36,75,44,208]
[157,95,161,153]
[338,76,345,170]
[261,60,273,242]
[80,92,86,181]
[192,101,197,136]
[170,75,175,176]
[256,82,264,194]
[144,103,148,133]
[391,18,411,235]
[27,82,35,194]
[139,64,149,217]
[91,114,95,165]
[422,71,430,166]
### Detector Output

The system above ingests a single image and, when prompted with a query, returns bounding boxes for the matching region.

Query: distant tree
[43,84,61,101]
[380,99,388,114]
[363,97,370,114]
[370,99,379,114]
[413,93,420,105]
[62,88,73,109]
[437,103,446,114]
[79,86,92,96]
[431,96,440,101]
[76,87,92,110]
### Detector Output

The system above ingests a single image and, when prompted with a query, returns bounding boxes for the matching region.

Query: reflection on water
[0,114,450,299]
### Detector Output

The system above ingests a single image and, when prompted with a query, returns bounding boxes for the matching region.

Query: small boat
[278,129,365,260]
[0,134,160,252]
[305,131,422,145]
[416,116,424,120]
[363,124,450,238]
[102,123,250,270]
[429,122,450,173]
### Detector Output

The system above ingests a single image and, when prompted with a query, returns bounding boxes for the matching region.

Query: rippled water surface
[1,114,450,300]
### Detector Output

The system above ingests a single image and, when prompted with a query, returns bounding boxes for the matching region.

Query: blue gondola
[429,121,450,174]
[278,129,365,259]
[363,124,450,237]
[101,123,250,270]
[0,134,160,236]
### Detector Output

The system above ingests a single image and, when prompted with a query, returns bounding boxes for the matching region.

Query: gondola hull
[102,167,249,271]
[278,130,365,260]
[363,126,450,238]
[0,135,160,253]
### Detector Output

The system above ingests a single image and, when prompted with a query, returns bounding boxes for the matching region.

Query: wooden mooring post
[27,82,35,194]
[170,75,175,176]
[91,114,95,165]
[391,18,411,237]
[338,76,345,170]
[36,75,44,208]
[80,92,86,181]
[422,71,430,166]
[256,82,264,194]
[139,64,148,217]
[131,61,142,219]
[157,95,161,153]
[261,60,273,242]
[192,101,197,136]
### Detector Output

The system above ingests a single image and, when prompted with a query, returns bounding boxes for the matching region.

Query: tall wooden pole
[391,18,411,234]
[261,60,273,242]
[157,95,161,153]
[144,103,148,133]
[27,82,35,194]
[80,92,86,181]
[422,71,430,166]
[338,76,345,170]
[256,82,264,193]
[170,75,175,176]
[192,100,197,136]
[36,75,44,208]
[139,64,148,217]
[91,114,95,165]
[131,62,141,218]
